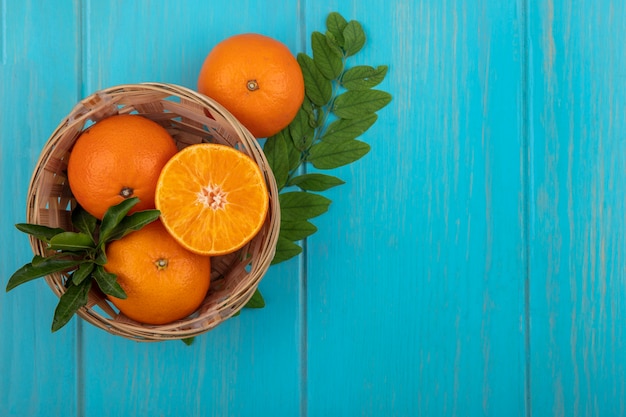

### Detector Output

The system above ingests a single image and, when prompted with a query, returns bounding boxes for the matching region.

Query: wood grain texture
[1,0,625,416]
[304,1,528,415]
[529,1,626,416]
[0,2,81,416]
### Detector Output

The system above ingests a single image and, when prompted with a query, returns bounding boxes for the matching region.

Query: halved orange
[155,143,269,256]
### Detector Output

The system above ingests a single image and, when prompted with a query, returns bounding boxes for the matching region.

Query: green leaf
[326,12,348,47]
[49,232,95,252]
[297,53,332,107]
[301,96,320,128]
[15,223,65,242]
[289,108,316,151]
[311,31,344,80]
[279,219,318,241]
[333,90,392,119]
[279,191,331,221]
[324,31,344,57]
[287,173,345,191]
[271,237,303,265]
[264,133,290,190]
[6,258,82,292]
[321,114,378,144]
[99,197,140,243]
[71,261,95,286]
[341,65,388,90]
[244,288,265,308]
[278,128,302,172]
[93,265,127,299]
[107,209,161,242]
[343,20,366,56]
[51,280,91,332]
[31,255,48,266]
[181,337,195,346]
[71,206,97,239]
[308,139,371,169]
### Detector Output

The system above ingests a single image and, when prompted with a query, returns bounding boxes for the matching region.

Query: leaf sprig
[6,197,160,332]
[264,12,392,265]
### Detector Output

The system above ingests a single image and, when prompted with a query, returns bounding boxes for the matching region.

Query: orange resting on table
[104,219,211,325]
[155,143,269,256]
[67,114,178,219]
[197,33,305,138]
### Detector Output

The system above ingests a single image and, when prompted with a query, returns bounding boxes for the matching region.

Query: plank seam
[298,2,308,417]
[1,0,6,64]
[76,1,86,416]
[521,0,533,415]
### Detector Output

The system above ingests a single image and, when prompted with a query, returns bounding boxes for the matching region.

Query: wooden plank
[529,1,626,415]
[78,1,305,415]
[303,2,528,415]
[0,2,81,416]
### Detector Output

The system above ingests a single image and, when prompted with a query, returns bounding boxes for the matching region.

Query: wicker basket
[26,82,280,341]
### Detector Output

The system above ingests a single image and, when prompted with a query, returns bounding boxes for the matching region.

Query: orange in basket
[104,220,211,325]
[67,114,178,219]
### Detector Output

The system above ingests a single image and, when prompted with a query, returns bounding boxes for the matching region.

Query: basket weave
[26,82,280,341]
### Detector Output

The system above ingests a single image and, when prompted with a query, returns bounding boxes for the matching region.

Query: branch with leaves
[263,11,392,265]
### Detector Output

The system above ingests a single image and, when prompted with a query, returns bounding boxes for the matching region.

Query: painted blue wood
[529,1,626,416]
[0,2,81,416]
[304,1,528,416]
[2,1,625,416]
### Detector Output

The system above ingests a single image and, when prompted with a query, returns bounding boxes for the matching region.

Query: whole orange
[104,219,211,325]
[197,33,305,138]
[67,114,178,219]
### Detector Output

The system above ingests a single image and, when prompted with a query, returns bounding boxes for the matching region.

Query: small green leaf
[321,114,378,144]
[71,206,97,239]
[49,232,95,251]
[297,53,332,106]
[244,288,265,308]
[99,197,140,243]
[289,108,316,151]
[93,265,127,299]
[311,31,344,80]
[279,192,331,221]
[324,31,344,57]
[6,258,82,292]
[181,337,195,346]
[271,237,303,265]
[51,280,91,332]
[288,173,345,191]
[264,133,290,190]
[341,65,388,90]
[326,12,348,47]
[308,139,371,169]
[71,262,95,286]
[277,128,302,172]
[301,96,320,128]
[15,223,65,242]
[343,20,366,56]
[333,90,392,119]
[107,209,161,242]
[279,219,318,241]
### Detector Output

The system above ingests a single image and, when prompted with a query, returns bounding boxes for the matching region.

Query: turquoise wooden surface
[1,1,624,416]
